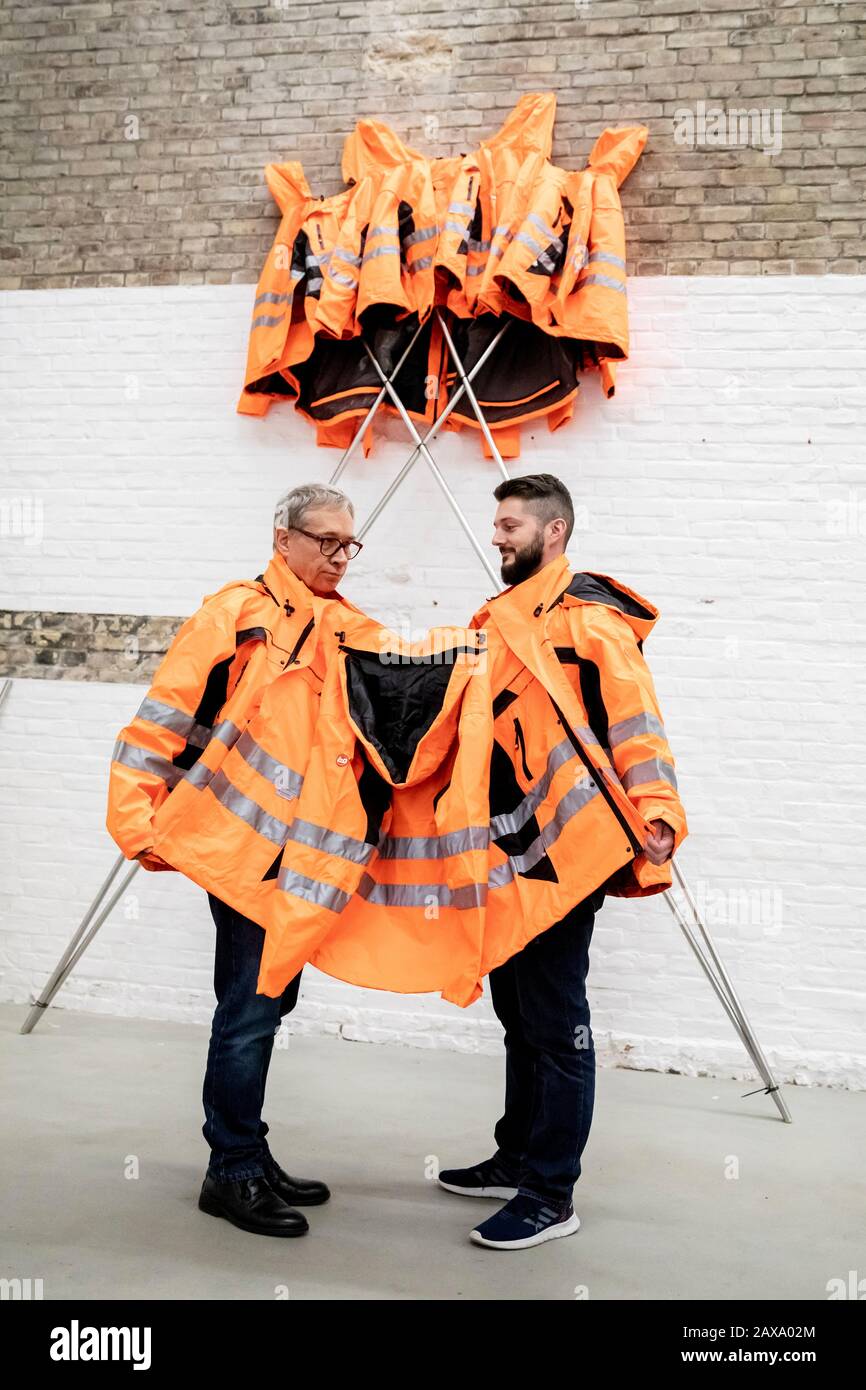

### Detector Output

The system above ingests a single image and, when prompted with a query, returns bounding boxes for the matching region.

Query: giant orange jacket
[108,555,687,1009]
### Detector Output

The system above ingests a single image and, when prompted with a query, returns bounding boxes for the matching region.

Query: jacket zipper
[513,716,532,778]
[285,617,315,667]
[548,694,644,856]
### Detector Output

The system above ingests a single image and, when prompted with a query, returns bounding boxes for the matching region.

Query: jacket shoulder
[562,571,656,621]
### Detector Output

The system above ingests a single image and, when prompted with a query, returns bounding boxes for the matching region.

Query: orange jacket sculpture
[107,555,687,1008]
[237,93,647,459]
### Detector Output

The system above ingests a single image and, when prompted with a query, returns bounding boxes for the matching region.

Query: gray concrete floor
[1,1003,863,1301]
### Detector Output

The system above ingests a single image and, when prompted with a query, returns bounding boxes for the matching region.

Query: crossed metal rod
[10,315,792,1120]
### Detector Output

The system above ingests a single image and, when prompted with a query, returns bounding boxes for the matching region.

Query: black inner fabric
[558,571,655,621]
[343,647,463,783]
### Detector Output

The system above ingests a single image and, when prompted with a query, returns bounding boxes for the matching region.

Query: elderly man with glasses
[109,482,364,1238]
[196,484,365,1237]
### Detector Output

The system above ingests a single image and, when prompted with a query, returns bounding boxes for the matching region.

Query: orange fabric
[108,554,686,1006]
[237,95,647,455]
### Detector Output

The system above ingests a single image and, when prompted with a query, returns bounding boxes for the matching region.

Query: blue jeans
[488,887,603,1204]
[202,892,303,1182]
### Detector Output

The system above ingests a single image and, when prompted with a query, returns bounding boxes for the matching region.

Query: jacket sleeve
[105,600,241,861]
[574,604,688,861]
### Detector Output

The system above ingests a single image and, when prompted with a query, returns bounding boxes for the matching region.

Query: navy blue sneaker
[469,1192,580,1249]
[437,1154,521,1200]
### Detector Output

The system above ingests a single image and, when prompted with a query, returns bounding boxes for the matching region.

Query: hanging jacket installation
[236,93,647,460]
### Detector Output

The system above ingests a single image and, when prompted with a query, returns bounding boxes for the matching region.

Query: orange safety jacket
[468,553,687,921]
[105,555,366,876]
[110,558,686,1008]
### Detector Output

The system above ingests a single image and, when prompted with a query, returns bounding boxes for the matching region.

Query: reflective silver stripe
[578,273,626,294]
[378,825,489,860]
[333,247,362,267]
[111,739,183,789]
[492,223,513,241]
[608,712,666,747]
[136,700,234,756]
[361,245,400,263]
[305,251,332,268]
[575,724,605,747]
[465,262,486,276]
[328,269,357,288]
[211,718,242,749]
[620,758,678,792]
[403,224,438,246]
[367,224,398,238]
[183,758,218,790]
[277,868,351,913]
[468,237,491,253]
[570,242,589,270]
[284,817,371,865]
[306,276,323,291]
[207,768,296,845]
[254,290,291,307]
[252,313,286,330]
[447,201,474,215]
[527,211,559,243]
[407,255,433,272]
[589,250,626,269]
[356,875,487,910]
[490,738,576,838]
[533,245,560,274]
[136,696,197,737]
[489,776,603,887]
[233,730,304,799]
[445,219,471,236]
[514,230,545,258]
[291,267,304,280]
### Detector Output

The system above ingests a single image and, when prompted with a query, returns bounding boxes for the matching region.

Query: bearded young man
[438,473,687,1251]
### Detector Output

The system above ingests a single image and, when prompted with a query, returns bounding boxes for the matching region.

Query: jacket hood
[472,553,660,643]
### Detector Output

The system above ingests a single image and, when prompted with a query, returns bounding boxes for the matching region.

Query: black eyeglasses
[289,527,364,561]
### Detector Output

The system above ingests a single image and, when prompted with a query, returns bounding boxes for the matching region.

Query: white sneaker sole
[469,1211,581,1250]
[437,1179,519,1199]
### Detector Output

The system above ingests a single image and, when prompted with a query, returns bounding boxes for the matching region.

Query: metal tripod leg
[328,315,511,553]
[328,317,428,487]
[20,855,140,1034]
[663,861,791,1122]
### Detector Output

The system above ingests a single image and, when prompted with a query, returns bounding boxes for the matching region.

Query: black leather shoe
[263,1159,331,1207]
[198,1173,309,1237]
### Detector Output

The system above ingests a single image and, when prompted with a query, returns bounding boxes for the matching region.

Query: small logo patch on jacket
[336,753,349,766]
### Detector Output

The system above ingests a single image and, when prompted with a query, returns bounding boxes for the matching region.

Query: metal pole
[20,855,140,1034]
[328,317,428,486]
[362,340,503,588]
[668,861,791,1122]
[434,310,509,480]
[359,321,511,541]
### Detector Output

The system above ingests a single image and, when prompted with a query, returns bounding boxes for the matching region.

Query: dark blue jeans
[488,887,604,1205]
[202,892,303,1182]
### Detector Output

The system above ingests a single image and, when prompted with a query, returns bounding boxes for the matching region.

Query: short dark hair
[493,473,575,545]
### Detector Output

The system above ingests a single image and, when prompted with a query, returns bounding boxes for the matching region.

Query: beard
[499,531,546,586]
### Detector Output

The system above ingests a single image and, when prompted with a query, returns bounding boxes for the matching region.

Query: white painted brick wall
[1,279,865,1088]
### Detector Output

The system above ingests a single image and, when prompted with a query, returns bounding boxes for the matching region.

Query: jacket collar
[257,553,361,620]
[474,552,573,627]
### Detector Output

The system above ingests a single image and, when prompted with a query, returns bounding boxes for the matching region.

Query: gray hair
[273,483,355,543]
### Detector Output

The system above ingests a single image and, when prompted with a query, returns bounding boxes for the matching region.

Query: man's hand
[643,819,675,866]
